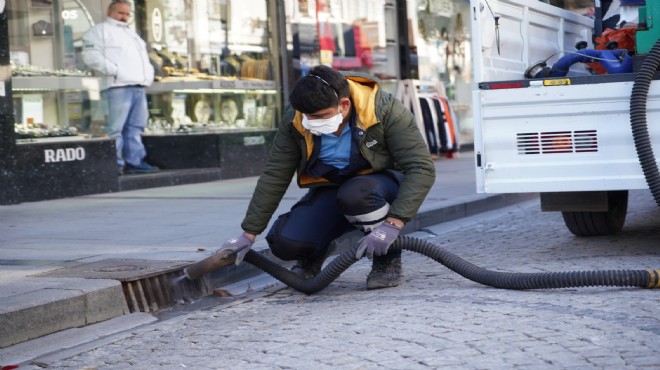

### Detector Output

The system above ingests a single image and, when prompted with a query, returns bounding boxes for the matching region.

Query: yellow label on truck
[544,79,571,86]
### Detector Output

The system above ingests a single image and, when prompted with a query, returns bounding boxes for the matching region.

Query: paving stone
[21,190,660,369]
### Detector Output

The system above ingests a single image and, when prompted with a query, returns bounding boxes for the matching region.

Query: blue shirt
[319,124,351,169]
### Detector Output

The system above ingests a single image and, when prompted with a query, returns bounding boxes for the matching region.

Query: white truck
[470,0,660,235]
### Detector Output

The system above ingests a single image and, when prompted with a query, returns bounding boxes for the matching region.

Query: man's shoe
[125,161,159,174]
[290,257,325,280]
[118,165,124,175]
[366,257,402,290]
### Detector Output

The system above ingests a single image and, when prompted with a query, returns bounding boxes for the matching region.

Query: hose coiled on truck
[242,235,659,294]
[630,38,660,206]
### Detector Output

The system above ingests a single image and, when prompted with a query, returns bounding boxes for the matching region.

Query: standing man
[220,65,436,290]
[82,0,157,175]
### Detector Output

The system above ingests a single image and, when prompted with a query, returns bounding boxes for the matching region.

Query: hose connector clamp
[647,269,660,288]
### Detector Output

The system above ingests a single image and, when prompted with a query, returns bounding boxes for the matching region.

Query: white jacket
[82,17,154,90]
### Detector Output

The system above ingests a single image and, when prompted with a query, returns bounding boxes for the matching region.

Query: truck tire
[561,190,628,236]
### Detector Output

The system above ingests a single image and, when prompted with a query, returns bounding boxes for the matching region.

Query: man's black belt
[110,84,144,89]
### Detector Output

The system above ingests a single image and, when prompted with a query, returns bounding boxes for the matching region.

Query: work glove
[220,233,254,265]
[355,222,401,260]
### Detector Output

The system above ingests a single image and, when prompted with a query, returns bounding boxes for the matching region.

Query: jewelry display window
[145,82,278,135]
[7,0,105,142]
[141,0,280,134]
[143,0,275,83]
[8,0,282,141]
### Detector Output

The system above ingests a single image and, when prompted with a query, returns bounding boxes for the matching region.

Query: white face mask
[302,107,343,136]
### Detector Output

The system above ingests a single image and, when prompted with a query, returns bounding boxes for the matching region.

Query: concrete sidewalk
[0,150,536,352]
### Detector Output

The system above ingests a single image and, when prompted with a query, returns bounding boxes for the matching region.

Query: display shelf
[147,79,276,94]
[13,76,276,94]
[16,135,89,144]
[211,79,276,90]
[12,76,100,92]
[146,78,279,132]
[143,126,274,137]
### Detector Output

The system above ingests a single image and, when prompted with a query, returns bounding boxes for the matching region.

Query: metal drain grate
[123,271,176,313]
[35,259,205,313]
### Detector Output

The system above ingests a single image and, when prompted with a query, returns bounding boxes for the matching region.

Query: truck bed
[474,73,660,193]
[471,0,660,195]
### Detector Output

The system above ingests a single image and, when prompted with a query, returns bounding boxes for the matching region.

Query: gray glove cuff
[355,222,401,260]
[221,234,254,265]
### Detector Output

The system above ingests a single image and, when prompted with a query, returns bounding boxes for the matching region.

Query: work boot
[366,256,402,290]
[290,257,325,279]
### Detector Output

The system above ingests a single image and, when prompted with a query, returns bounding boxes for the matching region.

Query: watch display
[15,122,79,140]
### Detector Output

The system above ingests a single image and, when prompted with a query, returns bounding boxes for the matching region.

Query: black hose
[630,38,660,206]
[243,235,659,294]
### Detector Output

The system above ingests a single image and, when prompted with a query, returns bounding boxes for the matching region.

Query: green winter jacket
[241,72,436,235]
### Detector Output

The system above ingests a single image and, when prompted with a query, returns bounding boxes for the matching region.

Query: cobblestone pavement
[45,190,660,369]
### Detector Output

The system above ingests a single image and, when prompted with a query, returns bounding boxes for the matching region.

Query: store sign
[61,10,79,20]
[44,147,86,163]
[215,80,276,89]
[243,136,265,146]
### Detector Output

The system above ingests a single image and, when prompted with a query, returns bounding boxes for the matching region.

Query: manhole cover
[35,259,191,281]
[94,265,147,273]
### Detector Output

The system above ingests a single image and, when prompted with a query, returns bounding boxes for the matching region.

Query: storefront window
[285,0,399,94]
[8,0,280,143]
[60,0,98,69]
[8,0,104,141]
[414,0,473,142]
[141,0,278,133]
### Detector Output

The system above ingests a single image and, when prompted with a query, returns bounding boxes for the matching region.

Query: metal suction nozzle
[183,247,240,280]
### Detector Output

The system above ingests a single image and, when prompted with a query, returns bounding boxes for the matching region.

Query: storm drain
[36,259,210,313]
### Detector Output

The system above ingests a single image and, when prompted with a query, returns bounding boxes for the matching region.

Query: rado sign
[243,136,266,146]
[44,147,86,163]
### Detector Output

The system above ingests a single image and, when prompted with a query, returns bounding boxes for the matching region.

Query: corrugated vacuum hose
[630,38,660,206]
[186,236,660,294]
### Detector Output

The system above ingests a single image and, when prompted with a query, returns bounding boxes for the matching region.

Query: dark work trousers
[266,171,403,263]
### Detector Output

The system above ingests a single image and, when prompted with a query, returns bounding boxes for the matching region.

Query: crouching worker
[221,65,435,289]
